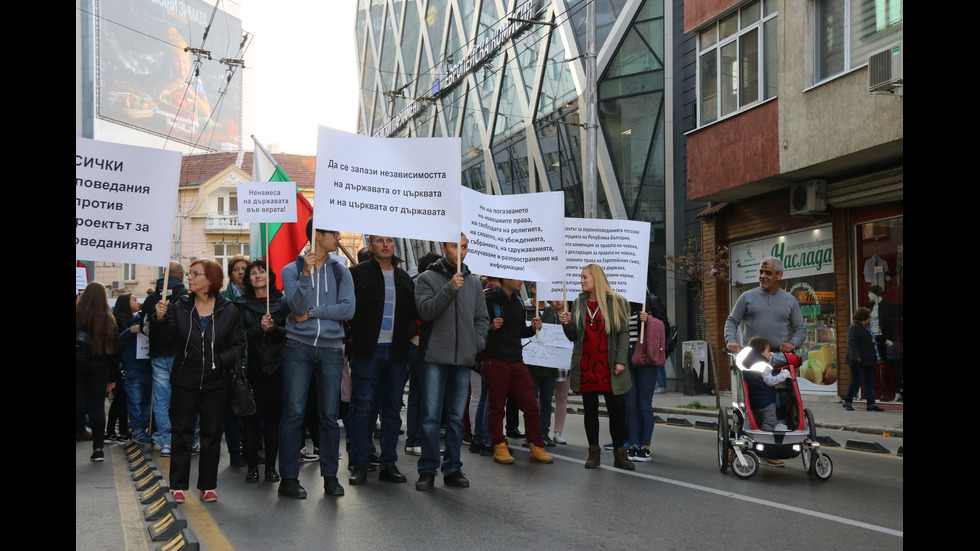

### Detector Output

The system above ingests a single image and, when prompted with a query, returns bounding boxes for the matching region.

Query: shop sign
[730,225,833,285]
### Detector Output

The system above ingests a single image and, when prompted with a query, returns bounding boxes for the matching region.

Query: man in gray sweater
[725,257,805,354]
[413,234,490,491]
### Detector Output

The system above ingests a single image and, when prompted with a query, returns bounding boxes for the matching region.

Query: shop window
[852,215,903,399]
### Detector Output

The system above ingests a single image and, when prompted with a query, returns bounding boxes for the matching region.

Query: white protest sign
[76,267,88,291]
[539,218,651,303]
[314,126,461,242]
[236,181,297,223]
[520,323,573,369]
[76,137,181,267]
[461,186,565,281]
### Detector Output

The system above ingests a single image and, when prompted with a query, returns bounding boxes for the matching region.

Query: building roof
[179,152,317,188]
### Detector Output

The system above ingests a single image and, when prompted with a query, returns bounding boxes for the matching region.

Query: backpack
[75,329,93,366]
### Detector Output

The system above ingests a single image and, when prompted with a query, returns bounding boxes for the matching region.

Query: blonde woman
[559,264,634,470]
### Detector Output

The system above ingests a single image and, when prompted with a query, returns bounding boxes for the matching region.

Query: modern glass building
[354,0,690,304]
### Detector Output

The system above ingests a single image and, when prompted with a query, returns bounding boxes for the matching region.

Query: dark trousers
[582,391,626,447]
[485,358,544,447]
[170,385,227,491]
[242,369,283,470]
[76,365,109,450]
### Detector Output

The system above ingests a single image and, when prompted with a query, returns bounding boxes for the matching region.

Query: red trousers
[484,358,544,447]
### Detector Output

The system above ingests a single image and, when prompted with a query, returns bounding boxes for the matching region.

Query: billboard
[96,0,243,150]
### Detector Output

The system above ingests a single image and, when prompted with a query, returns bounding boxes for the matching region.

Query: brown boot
[493,442,515,464]
[585,445,601,469]
[529,443,554,464]
[613,447,635,470]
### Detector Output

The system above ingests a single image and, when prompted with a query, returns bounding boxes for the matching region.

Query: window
[122,263,137,281]
[697,0,778,126]
[813,0,903,83]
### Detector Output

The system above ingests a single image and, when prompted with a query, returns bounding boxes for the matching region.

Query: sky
[241,1,359,155]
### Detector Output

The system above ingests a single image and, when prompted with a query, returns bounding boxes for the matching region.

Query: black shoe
[245,468,260,483]
[278,478,307,499]
[469,441,483,454]
[506,429,524,439]
[349,465,368,485]
[480,444,494,457]
[415,472,435,492]
[368,452,380,466]
[867,405,885,412]
[379,464,407,483]
[541,435,557,447]
[843,403,855,411]
[444,471,470,488]
[324,476,345,497]
[265,468,280,482]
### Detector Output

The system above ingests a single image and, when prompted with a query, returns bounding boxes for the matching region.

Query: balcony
[205,212,249,232]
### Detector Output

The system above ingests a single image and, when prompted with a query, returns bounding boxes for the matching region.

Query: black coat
[150,293,245,390]
[845,321,878,368]
[347,258,418,362]
[236,291,288,377]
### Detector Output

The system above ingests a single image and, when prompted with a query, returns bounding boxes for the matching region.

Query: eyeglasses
[188,271,208,279]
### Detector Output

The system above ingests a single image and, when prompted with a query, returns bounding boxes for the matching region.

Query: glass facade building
[355,0,674,297]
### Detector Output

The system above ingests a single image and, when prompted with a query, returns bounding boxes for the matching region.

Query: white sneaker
[300,446,320,462]
[553,432,567,445]
[404,446,422,456]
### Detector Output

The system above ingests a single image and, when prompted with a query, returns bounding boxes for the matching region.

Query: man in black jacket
[346,236,418,486]
[139,261,186,456]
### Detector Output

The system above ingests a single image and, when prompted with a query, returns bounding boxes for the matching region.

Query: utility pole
[584,0,597,219]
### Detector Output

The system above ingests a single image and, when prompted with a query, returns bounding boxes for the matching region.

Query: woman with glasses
[153,258,245,503]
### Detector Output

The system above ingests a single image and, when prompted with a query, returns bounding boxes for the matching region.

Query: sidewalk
[565,390,904,438]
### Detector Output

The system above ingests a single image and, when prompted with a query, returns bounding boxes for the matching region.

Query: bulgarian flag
[251,136,313,290]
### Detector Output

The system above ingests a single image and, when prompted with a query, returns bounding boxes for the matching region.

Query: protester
[141,262,187,457]
[524,285,559,447]
[623,294,669,462]
[105,294,137,444]
[549,300,571,445]
[414,234,490,491]
[559,264,634,470]
[236,260,287,483]
[278,220,355,499]
[76,282,119,462]
[347,235,418,485]
[118,294,152,445]
[483,278,552,465]
[222,254,249,301]
[153,259,245,503]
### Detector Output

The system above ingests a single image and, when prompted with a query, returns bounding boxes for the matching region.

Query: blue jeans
[279,339,343,479]
[844,365,876,407]
[472,370,490,446]
[405,344,421,448]
[349,345,407,468]
[124,358,152,435]
[417,362,470,476]
[656,365,667,390]
[625,356,658,447]
[532,375,557,439]
[150,356,173,445]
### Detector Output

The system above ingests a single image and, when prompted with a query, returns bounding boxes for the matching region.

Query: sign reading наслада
[313,126,461,243]
[75,137,181,267]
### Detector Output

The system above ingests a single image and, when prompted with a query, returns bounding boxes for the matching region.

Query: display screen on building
[96,0,243,150]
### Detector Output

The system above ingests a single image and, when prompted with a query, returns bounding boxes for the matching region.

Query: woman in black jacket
[236,260,287,483]
[153,258,245,503]
[843,307,884,412]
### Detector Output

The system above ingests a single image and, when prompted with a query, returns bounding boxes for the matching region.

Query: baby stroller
[717,348,833,480]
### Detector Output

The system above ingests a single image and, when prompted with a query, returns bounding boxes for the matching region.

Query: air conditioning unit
[869,41,903,94]
[790,180,827,215]
[111,280,123,290]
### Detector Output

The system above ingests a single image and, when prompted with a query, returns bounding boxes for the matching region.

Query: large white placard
[538,218,651,303]
[313,126,461,242]
[460,186,565,281]
[75,137,181,267]
[236,181,297,223]
[520,323,573,369]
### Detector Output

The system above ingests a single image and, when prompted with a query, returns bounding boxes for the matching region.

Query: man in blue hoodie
[277,219,355,499]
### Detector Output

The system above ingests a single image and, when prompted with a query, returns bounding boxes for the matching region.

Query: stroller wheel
[801,446,813,473]
[718,409,730,474]
[812,452,833,481]
[731,451,759,480]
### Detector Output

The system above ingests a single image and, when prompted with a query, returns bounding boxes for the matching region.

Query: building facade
[685,0,903,396]
[356,0,701,385]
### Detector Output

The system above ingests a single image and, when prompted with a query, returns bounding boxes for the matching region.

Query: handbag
[229,368,257,416]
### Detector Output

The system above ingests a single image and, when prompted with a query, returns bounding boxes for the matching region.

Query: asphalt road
[76,409,903,551]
